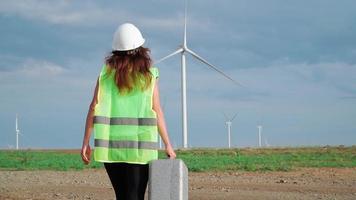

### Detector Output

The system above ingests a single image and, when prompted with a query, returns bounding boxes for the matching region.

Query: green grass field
[0,146,355,172]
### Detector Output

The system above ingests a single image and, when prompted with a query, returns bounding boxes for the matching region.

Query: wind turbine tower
[155,1,244,148]
[257,125,262,147]
[224,112,238,148]
[16,114,20,150]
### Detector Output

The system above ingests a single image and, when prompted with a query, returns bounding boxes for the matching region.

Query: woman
[81,23,176,200]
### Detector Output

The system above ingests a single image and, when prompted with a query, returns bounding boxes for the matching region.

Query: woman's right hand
[165,144,176,159]
[81,144,91,165]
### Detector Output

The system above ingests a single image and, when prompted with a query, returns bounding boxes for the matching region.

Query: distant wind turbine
[159,134,162,149]
[16,114,20,150]
[257,125,262,147]
[155,0,244,148]
[223,112,238,148]
[264,137,270,147]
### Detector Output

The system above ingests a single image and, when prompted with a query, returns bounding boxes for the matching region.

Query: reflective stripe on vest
[93,65,159,164]
[94,116,157,126]
[95,139,157,150]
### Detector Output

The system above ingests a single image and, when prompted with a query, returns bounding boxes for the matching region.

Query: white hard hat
[112,23,145,51]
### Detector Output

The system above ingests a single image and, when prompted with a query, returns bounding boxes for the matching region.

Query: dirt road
[0,168,355,200]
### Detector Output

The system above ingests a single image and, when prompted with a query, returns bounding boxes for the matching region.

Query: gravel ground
[0,168,355,200]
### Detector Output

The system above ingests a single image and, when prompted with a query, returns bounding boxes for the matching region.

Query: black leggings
[104,162,149,200]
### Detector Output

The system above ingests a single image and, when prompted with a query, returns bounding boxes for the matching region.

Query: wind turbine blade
[222,111,228,121]
[186,48,245,87]
[183,0,187,47]
[154,48,183,65]
[16,114,18,130]
[231,112,238,121]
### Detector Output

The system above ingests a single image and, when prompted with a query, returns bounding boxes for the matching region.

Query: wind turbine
[16,114,20,150]
[155,1,244,148]
[159,134,162,149]
[264,137,270,147]
[223,112,238,148]
[257,125,262,147]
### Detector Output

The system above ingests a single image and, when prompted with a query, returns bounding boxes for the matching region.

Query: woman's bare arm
[152,79,176,158]
[81,78,99,164]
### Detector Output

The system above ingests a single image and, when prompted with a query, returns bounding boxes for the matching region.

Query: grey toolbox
[148,159,188,200]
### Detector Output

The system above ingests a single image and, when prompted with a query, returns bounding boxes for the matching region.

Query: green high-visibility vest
[93,65,159,164]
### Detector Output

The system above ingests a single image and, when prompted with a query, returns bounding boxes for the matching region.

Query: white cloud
[20,59,65,76]
[0,0,210,31]
[0,0,120,25]
[0,1,124,25]
[0,58,66,79]
[0,0,76,24]
[158,60,356,115]
[0,1,106,24]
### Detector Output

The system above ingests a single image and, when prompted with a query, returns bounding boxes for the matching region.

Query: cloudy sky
[0,0,355,149]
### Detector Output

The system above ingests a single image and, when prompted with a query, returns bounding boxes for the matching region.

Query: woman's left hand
[81,144,91,165]
[165,145,176,159]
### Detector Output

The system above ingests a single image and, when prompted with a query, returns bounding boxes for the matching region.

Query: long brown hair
[105,46,152,95]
